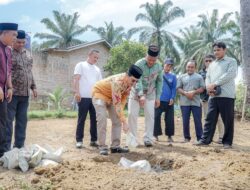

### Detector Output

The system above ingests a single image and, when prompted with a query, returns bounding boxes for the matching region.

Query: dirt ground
[0,117,250,190]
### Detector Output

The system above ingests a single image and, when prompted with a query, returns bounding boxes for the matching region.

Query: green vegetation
[28,110,77,120]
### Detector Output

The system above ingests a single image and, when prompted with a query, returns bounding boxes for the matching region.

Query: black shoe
[90,141,99,147]
[193,141,208,146]
[144,141,153,147]
[110,146,129,153]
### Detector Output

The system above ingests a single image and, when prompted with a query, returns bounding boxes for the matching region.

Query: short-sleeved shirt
[74,61,102,98]
[177,73,205,107]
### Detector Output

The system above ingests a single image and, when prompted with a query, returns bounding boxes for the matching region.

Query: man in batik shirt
[92,65,143,155]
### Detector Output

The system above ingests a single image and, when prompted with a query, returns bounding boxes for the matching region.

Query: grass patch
[28,110,77,120]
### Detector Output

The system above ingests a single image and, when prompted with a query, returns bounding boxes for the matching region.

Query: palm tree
[177,9,235,70]
[87,21,125,46]
[227,11,241,64]
[34,10,86,49]
[128,0,185,61]
[175,25,202,72]
[240,0,250,107]
[48,86,68,111]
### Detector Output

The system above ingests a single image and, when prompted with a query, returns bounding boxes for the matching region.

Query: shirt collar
[0,40,7,48]
[216,56,226,62]
[13,48,26,54]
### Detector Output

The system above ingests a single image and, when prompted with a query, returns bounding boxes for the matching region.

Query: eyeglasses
[205,60,213,63]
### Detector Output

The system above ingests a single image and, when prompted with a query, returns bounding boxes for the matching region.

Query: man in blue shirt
[154,58,177,142]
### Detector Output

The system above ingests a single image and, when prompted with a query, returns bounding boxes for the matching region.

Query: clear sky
[0,0,240,41]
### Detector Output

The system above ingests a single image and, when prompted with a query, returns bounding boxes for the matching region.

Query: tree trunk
[240,0,250,105]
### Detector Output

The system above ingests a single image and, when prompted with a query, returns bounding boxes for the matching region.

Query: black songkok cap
[0,23,18,31]
[128,64,143,79]
[17,30,26,39]
[147,44,159,57]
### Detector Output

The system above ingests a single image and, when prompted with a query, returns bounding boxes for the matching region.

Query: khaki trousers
[92,98,121,148]
[128,98,155,143]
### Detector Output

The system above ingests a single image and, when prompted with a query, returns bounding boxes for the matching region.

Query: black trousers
[76,98,97,142]
[6,96,29,150]
[201,97,235,145]
[154,101,175,137]
[0,100,7,157]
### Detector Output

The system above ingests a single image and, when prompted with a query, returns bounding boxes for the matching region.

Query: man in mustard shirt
[92,65,143,155]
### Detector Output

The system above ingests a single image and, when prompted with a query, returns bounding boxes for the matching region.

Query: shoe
[154,136,159,141]
[100,148,109,155]
[90,141,99,147]
[167,136,174,143]
[223,144,232,149]
[182,138,190,143]
[110,146,129,153]
[144,141,153,147]
[215,138,223,144]
[76,142,83,149]
[193,141,208,146]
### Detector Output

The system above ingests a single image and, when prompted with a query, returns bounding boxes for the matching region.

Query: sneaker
[100,148,109,155]
[167,136,174,143]
[214,138,223,144]
[223,144,232,149]
[182,138,190,143]
[154,136,159,141]
[193,141,208,146]
[76,142,83,149]
[90,141,99,147]
[110,146,129,153]
[144,141,153,147]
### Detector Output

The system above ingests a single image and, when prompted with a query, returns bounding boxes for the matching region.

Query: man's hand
[169,99,174,106]
[7,88,13,103]
[207,84,216,92]
[122,121,129,133]
[75,92,81,102]
[185,91,195,100]
[139,96,145,107]
[32,89,38,98]
[0,87,4,102]
[155,99,160,108]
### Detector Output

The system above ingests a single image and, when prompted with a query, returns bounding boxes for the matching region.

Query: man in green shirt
[128,45,163,147]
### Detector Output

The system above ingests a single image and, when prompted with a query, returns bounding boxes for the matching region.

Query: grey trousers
[92,98,121,148]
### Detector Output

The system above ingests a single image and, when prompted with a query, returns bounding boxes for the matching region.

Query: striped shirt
[206,56,237,99]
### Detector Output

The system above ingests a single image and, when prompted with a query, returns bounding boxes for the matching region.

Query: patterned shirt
[206,56,237,99]
[92,73,130,122]
[11,48,36,96]
[0,41,12,98]
[129,58,163,100]
[177,73,205,107]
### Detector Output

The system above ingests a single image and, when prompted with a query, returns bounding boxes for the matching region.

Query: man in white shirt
[73,49,102,148]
